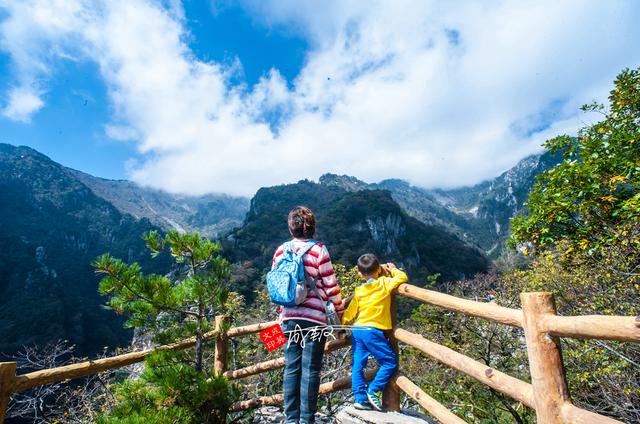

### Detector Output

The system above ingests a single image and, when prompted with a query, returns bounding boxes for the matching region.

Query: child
[342,253,408,411]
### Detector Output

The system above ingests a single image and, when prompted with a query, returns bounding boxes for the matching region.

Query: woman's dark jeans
[282,319,327,424]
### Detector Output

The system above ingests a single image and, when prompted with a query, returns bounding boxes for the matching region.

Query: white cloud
[0,0,639,195]
[2,87,44,122]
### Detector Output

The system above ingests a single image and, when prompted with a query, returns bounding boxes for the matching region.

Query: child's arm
[380,265,408,294]
[341,295,358,324]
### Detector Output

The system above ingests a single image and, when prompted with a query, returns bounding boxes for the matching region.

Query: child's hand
[380,263,395,276]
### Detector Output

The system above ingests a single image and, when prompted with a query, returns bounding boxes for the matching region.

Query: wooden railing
[1,284,638,423]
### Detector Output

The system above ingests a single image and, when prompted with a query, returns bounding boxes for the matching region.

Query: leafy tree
[93,231,240,423]
[511,67,640,259]
[509,67,640,422]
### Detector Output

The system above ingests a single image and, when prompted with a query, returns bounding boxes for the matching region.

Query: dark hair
[288,206,316,239]
[357,253,380,277]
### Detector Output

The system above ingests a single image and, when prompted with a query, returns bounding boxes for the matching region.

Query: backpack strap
[283,241,296,254]
[297,241,328,307]
[305,273,330,313]
[295,240,319,258]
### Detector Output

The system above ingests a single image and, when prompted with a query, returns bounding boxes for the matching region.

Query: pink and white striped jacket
[272,239,344,325]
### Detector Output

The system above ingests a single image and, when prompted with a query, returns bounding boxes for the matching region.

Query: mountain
[71,170,249,238]
[428,151,562,255]
[0,142,554,358]
[0,144,171,358]
[320,174,478,247]
[223,179,489,291]
[320,151,561,256]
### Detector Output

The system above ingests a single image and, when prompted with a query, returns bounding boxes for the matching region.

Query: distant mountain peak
[318,173,369,191]
[0,143,52,162]
[377,178,412,190]
[70,169,249,238]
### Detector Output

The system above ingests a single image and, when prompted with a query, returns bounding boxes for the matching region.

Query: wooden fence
[1,283,638,423]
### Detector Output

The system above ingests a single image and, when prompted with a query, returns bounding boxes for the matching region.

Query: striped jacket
[272,239,344,325]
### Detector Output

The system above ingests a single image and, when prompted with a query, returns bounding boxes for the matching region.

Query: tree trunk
[195,332,204,373]
[195,300,205,373]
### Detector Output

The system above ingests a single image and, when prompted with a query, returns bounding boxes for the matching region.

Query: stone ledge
[335,406,434,424]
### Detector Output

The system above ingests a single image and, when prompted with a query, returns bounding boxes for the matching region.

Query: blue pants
[282,319,327,424]
[351,327,398,404]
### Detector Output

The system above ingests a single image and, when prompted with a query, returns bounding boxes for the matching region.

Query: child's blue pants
[351,326,398,403]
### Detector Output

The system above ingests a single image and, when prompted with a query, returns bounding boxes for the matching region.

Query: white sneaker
[354,401,373,410]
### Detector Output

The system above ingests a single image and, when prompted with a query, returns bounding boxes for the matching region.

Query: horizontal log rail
[223,337,350,380]
[224,357,285,380]
[230,369,377,411]
[540,314,640,343]
[2,319,285,396]
[9,329,218,394]
[397,284,523,327]
[394,328,535,408]
[394,375,466,424]
[226,321,278,338]
[397,284,640,343]
[559,403,625,424]
[1,283,638,424]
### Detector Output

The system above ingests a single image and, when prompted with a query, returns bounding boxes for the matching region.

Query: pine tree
[93,231,240,423]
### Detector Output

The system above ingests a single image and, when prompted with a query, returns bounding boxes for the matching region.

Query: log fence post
[214,315,228,376]
[0,362,16,424]
[383,294,401,412]
[521,292,571,424]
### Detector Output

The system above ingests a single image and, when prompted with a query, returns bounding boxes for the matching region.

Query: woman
[272,206,344,424]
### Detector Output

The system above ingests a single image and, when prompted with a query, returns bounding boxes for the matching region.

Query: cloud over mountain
[1,0,639,195]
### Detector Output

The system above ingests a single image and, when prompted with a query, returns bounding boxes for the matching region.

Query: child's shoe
[366,390,384,412]
[354,401,373,410]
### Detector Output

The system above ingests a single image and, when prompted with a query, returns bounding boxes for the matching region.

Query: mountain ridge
[0,143,171,357]
[70,169,249,239]
[0,142,558,357]
[319,151,561,256]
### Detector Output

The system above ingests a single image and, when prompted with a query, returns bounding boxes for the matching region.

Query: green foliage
[511,67,640,254]
[333,263,360,299]
[95,231,233,347]
[98,352,239,424]
[95,231,241,423]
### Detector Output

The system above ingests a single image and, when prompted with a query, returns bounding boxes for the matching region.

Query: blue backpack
[267,241,318,307]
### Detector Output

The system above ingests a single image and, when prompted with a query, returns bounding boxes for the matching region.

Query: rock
[335,406,434,424]
[242,404,434,423]
[251,406,335,423]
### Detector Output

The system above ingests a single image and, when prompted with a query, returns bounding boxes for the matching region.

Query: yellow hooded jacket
[341,268,408,330]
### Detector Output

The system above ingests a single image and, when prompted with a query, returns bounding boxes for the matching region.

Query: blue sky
[0,1,308,179]
[0,1,639,195]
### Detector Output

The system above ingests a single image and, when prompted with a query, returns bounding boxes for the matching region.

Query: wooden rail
[0,283,637,423]
[393,286,637,424]
[397,284,524,327]
[394,374,466,424]
[394,328,535,408]
[230,368,378,411]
